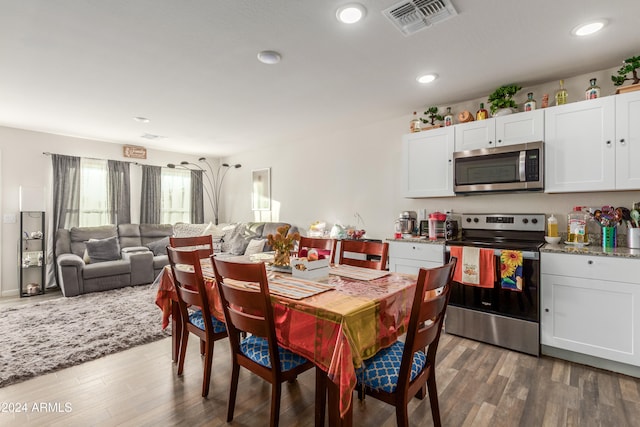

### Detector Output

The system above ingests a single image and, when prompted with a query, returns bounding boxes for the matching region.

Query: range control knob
[522,218,529,224]
[532,218,538,224]
[466,218,472,223]
[473,217,479,223]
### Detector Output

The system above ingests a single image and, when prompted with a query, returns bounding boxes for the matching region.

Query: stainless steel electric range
[445,213,545,356]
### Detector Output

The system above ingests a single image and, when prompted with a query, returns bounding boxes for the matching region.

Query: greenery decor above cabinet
[402,126,455,198]
[545,91,640,192]
[454,109,544,152]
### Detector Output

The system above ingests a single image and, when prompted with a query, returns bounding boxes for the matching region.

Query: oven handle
[445,246,539,260]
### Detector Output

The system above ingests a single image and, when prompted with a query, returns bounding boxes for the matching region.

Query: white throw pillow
[173,223,207,238]
[244,239,266,256]
[202,222,226,240]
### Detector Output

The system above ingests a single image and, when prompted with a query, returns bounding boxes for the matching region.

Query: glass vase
[273,248,291,267]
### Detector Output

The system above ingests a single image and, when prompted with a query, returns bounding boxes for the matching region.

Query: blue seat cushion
[356,341,427,393]
[188,310,227,334]
[240,335,309,371]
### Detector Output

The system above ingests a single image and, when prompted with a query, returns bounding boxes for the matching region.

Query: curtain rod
[42,151,156,167]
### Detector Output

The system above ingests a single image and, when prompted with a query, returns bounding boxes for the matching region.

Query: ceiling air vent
[382,0,458,36]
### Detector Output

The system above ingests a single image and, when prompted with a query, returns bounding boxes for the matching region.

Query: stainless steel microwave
[453,141,544,193]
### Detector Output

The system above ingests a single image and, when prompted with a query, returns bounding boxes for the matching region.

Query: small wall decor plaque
[123,145,147,159]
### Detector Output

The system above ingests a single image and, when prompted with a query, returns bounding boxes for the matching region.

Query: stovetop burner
[448,213,546,251]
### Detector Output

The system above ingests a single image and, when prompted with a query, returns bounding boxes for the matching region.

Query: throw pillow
[145,236,170,256]
[85,236,121,263]
[221,223,242,253]
[82,249,91,264]
[202,222,226,240]
[173,223,207,238]
[244,238,266,256]
[229,232,251,256]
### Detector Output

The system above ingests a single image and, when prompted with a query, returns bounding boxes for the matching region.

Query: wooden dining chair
[211,257,317,427]
[338,240,389,270]
[169,234,214,259]
[297,236,336,262]
[355,257,457,427]
[167,247,227,397]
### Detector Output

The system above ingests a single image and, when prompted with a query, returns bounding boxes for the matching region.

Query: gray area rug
[0,285,170,388]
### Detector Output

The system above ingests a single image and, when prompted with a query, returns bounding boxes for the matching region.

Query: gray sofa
[55,224,173,297]
[54,221,298,297]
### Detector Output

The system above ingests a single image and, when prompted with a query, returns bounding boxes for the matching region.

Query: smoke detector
[382,0,458,36]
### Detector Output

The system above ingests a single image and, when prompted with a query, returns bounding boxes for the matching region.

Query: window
[79,158,109,227]
[161,168,191,224]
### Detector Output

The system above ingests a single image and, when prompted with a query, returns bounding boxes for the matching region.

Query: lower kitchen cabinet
[388,240,444,275]
[541,252,640,367]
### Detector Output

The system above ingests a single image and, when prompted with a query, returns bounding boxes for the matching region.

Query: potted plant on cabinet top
[420,106,444,130]
[612,55,640,94]
[488,84,522,116]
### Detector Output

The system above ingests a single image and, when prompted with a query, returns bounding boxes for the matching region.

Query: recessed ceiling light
[336,3,366,24]
[416,74,438,84]
[133,117,150,123]
[571,20,607,36]
[257,50,281,65]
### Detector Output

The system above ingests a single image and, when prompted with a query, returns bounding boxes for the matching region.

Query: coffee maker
[396,211,417,237]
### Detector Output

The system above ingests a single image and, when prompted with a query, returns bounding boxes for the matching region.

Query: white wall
[222,66,640,239]
[0,127,204,296]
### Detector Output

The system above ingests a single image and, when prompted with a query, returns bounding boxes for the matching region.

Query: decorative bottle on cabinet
[555,80,568,106]
[443,107,454,127]
[476,103,489,120]
[410,111,421,133]
[524,92,537,111]
[585,78,600,99]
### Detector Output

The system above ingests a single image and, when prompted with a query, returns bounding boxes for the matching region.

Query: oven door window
[455,151,521,185]
[448,254,539,322]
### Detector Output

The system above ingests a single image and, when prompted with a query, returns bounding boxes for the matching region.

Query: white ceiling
[1,0,638,157]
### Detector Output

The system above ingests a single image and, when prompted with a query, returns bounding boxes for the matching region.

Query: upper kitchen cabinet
[402,126,455,198]
[545,91,640,193]
[615,91,640,190]
[454,110,544,152]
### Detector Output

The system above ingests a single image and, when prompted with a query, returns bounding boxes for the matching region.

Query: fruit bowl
[544,236,561,244]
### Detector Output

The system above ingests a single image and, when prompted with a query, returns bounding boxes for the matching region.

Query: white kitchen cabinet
[388,241,444,275]
[615,91,640,189]
[541,252,640,367]
[544,92,640,193]
[401,127,455,198]
[454,110,543,152]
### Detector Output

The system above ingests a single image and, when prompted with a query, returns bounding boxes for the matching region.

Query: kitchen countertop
[541,243,640,259]
[386,237,446,245]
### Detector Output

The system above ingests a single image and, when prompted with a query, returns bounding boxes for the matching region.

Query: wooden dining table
[154,255,417,426]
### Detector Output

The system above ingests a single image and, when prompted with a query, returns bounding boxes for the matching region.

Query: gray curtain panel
[140,165,161,224]
[107,160,131,225]
[51,154,81,287]
[51,154,81,232]
[191,169,204,224]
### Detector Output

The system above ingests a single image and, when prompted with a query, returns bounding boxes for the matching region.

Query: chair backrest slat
[338,240,389,271]
[298,237,336,261]
[170,235,214,259]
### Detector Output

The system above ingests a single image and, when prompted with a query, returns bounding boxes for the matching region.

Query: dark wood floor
[3,328,640,427]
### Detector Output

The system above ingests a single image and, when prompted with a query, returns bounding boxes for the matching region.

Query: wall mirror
[251,168,271,211]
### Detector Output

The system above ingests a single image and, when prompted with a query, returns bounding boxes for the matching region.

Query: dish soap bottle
[567,206,589,244]
[410,111,421,133]
[444,107,454,127]
[555,79,568,106]
[476,103,489,120]
[524,92,537,111]
[547,214,558,237]
[585,78,600,100]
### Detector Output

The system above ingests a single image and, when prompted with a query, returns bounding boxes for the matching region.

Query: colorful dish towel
[500,250,523,292]
[450,246,495,288]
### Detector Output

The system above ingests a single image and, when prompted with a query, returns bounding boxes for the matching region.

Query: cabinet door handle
[498,139,502,143]
[606,140,612,146]
[620,138,626,145]
[488,141,493,145]
[545,308,549,312]
[448,159,452,163]
[588,260,593,265]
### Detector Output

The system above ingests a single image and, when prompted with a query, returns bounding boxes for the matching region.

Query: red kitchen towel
[450,246,495,288]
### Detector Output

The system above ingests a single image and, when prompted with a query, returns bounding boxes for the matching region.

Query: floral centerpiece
[267,225,300,267]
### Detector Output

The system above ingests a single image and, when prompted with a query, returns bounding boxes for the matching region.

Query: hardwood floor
[2,329,640,427]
